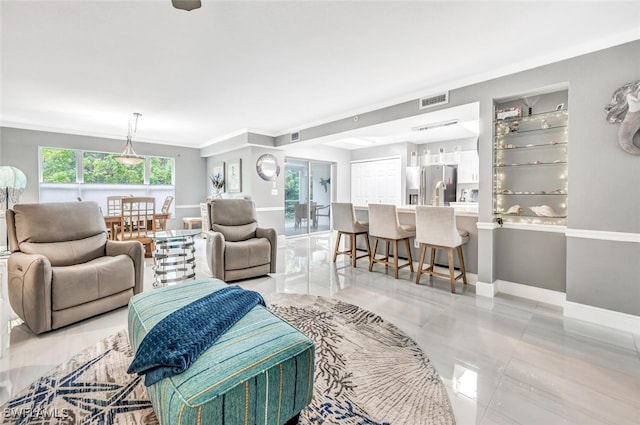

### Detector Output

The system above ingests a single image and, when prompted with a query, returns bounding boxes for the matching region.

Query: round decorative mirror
[256,153,280,181]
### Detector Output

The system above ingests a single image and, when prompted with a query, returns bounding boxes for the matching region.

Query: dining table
[104,212,171,240]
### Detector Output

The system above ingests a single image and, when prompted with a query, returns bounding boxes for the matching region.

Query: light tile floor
[1,233,639,424]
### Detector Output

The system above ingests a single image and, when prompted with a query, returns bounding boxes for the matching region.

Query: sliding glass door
[284,159,332,236]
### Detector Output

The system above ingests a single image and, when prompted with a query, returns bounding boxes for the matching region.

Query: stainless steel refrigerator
[417,165,457,206]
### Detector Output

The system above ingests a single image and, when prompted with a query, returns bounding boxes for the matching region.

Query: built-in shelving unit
[493,106,569,225]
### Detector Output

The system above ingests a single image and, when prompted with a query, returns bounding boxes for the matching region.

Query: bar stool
[368,204,415,279]
[331,202,371,267]
[415,205,468,293]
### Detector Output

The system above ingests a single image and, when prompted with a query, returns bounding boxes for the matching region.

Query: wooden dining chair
[107,196,123,216]
[161,195,173,213]
[154,195,174,231]
[116,197,156,257]
[294,203,308,229]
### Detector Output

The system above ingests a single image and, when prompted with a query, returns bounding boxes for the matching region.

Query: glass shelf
[495,109,568,124]
[495,192,566,196]
[493,96,568,227]
[495,125,568,138]
[494,161,567,168]
[495,212,568,219]
[495,141,567,151]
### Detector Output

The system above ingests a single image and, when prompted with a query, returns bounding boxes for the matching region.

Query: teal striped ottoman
[128,279,315,425]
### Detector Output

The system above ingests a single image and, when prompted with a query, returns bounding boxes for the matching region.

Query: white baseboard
[564,301,640,334]
[476,279,565,306]
[475,281,497,297]
[496,279,566,306]
[477,279,640,333]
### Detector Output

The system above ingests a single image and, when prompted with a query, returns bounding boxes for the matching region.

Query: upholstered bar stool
[415,205,468,293]
[368,204,415,279]
[331,202,371,267]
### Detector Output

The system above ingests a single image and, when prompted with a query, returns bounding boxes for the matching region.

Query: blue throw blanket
[127,285,266,386]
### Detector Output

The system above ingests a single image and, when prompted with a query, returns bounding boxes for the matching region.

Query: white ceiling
[1,1,639,150]
[319,102,480,150]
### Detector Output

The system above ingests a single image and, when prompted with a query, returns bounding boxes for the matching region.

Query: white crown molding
[0,121,197,149]
[274,28,640,138]
[245,128,279,138]
[6,32,638,149]
[564,301,640,335]
[565,228,640,243]
[1,121,122,143]
[199,127,280,149]
[201,128,252,146]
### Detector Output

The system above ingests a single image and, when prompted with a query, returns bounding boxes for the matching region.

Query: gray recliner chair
[6,201,144,334]
[205,199,277,281]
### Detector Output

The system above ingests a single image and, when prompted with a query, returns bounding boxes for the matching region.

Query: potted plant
[210,173,225,198]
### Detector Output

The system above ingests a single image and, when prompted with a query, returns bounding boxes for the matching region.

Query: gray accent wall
[271,40,640,317]
[280,143,351,203]
[204,146,286,235]
[495,229,567,292]
[0,126,206,229]
[275,99,431,147]
[567,237,640,316]
[2,39,638,318]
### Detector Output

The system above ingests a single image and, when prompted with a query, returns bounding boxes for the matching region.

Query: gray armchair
[205,199,277,281]
[6,201,144,334]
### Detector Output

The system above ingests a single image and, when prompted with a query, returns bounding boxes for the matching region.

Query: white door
[351,157,401,206]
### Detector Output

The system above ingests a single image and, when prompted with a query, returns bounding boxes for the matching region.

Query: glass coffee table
[151,229,201,288]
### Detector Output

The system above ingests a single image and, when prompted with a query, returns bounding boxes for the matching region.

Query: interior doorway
[284,158,332,237]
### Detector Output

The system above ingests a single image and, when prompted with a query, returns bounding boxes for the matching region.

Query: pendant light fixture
[115,112,144,165]
[172,0,201,11]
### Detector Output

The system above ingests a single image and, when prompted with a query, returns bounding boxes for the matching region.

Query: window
[150,157,173,185]
[83,152,144,184]
[39,147,175,213]
[41,147,76,183]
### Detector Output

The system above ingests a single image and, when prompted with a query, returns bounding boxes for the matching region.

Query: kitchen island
[353,205,479,274]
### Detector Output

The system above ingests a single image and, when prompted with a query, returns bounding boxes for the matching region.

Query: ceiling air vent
[419,92,449,110]
[290,131,300,142]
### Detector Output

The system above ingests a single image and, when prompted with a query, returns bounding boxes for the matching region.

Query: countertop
[354,204,478,218]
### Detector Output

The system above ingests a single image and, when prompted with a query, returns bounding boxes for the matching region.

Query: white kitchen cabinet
[457,150,479,183]
[351,157,401,207]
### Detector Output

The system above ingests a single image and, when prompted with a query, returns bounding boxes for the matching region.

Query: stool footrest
[418,266,465,281]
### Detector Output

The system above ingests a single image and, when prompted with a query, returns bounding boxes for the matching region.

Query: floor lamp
[0,166,27,254]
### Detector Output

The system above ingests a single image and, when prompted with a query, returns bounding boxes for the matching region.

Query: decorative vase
[213,189,222,199]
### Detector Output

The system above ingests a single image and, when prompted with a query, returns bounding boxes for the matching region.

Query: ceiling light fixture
[172,0,201,11]
[411,119,460,132]
[115,112,144,166]
[337,137,377,146]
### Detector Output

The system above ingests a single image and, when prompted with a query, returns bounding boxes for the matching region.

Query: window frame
[38,146,176,213]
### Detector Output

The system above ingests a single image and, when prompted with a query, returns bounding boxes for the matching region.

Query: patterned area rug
[1,295,455,425]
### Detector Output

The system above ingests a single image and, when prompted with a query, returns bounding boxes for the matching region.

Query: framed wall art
[211,162,225,192]
[226,159,242,192]
[256,153,280,181]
